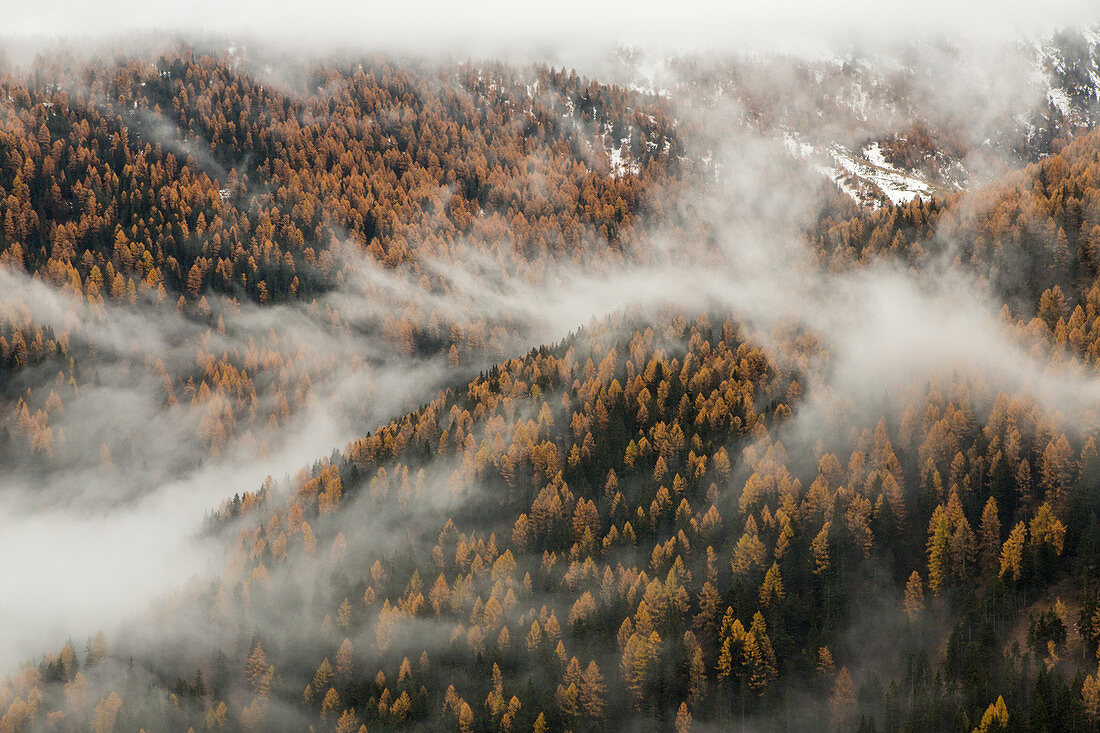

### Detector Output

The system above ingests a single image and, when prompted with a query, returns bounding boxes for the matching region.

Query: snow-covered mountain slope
[783,133,945,209]
[1035,27,1100,128]
[613,24,1100,208]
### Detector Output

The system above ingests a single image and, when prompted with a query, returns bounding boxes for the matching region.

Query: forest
[3,23,1100,733]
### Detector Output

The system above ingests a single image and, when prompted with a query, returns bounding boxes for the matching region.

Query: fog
[0,6,1099,728]
[4,0,1098,59]
[4,110,1093,670]
[0,263,460,666]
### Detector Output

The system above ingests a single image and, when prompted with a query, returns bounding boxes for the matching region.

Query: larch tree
[830,667,856,730]
[675,701,693,732]
[1084,674,1100,723]
[999,522,1027,582]
[244,643,268,695]
[903,571,925,623]
[978,497,1002,577]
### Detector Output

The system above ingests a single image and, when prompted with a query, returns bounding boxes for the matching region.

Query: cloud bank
[4,0,1098,61]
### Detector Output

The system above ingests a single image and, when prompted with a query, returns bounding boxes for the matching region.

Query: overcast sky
[4,0,1099,60]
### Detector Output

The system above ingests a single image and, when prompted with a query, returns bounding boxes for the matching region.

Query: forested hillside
[4,36,1100,733]
[0,50,684,472]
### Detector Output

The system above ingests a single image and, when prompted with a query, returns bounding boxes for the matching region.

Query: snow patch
[1047,87,1073,117]
[781,131,815,160]
[608,138,639,178]
[841,142,934,205]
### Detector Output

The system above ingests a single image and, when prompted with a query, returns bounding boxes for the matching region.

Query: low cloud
[4,0,1097,60]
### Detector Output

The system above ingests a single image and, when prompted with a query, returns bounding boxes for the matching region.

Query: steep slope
[618,26,1100,210]
[0,48,688,491]
[9,41,1100,733]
